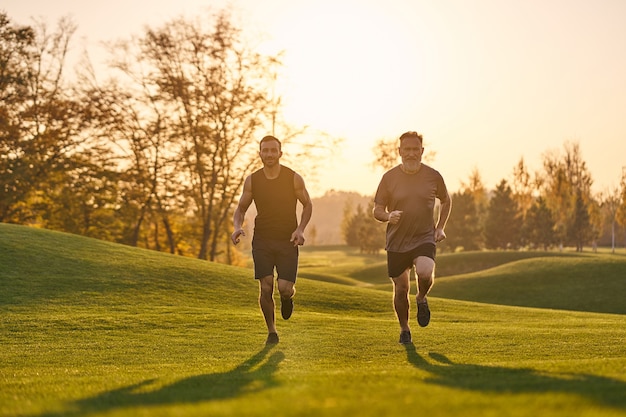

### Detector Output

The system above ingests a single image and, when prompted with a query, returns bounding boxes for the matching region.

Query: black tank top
[251,165,297,240]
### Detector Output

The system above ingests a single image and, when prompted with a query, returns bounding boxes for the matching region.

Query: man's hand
[290,230,305,246]
[231,229,245,245]
[434,228,447,243]
[388,210,403,225]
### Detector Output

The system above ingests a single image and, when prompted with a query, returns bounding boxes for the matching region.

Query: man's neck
[401,163,422,175]
[263,164,281,179]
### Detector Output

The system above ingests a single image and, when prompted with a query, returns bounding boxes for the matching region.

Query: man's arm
[231,176,253,245]
[291,173,312,246]
[373,202,402,224]
[434,192,452,242]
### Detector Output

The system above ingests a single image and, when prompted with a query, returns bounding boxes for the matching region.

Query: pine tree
[484,180,522,249]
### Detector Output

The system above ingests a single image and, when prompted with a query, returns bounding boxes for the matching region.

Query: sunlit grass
[1,223,626,417]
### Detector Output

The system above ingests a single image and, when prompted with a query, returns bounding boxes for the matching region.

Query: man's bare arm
[434,192,452,242]
[436,192,452,230]
[373,202,402,224]
[231,176,253,245]
[292,173,312,245]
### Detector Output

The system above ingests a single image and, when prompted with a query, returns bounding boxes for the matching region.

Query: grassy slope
[1,223,626,417]
[432,253,626,314]
[300,246,626,315]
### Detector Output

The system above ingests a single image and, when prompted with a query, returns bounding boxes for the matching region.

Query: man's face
[399,136,424,171]
[260,140,282,167]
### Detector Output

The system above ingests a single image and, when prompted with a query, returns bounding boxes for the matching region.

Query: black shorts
[387,243,436,278]
[252,237,299,282]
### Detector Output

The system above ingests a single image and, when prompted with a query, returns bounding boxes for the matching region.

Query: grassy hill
[298,246,626,315]
[1,223,626,417]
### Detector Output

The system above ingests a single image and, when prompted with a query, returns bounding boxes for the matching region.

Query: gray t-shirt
[374,164,448,253]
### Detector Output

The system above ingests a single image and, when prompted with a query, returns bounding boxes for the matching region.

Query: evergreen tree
[570,189,592,252]
[484,179,522,249]
[440,189,481,252]
[341,201,360,247]
[524,197,556,250]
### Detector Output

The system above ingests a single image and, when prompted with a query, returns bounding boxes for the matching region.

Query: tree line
[0,10,336,264]
[443,146,626,253]
[3,10,626,263]
[342,140,626,254]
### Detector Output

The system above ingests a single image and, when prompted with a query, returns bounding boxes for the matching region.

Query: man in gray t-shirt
[374,131,452,345]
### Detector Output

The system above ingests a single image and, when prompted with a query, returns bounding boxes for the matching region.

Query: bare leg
[414,256,435,302]
[391,269,411,332]
[258,275,276,334]
[277,278,295,299]
[277,278,295,320]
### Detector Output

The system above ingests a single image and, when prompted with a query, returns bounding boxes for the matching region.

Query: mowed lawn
[1,223,626,417]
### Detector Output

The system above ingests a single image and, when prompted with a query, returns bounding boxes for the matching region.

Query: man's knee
[259,276,274,297]
[415,268,434,280]
[277,278,295,298]
[414,257,435,279]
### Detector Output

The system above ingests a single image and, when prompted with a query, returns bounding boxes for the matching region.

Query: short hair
[259,135,281,151]
[399,131,423,145]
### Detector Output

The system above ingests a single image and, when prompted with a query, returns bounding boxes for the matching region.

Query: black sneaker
[399,330,412,344]
[417,299,430,327]
[281,297,294,320]
[266,332,279,345]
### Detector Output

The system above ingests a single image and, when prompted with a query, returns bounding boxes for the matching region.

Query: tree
[541,141,594,251]
[602,169,626,252]
[617,167,626,247]
[524,196,556,250]
[484,179,522,249]
[440,189,482,252]
[147,12,277,261]
[1,14,37,221]
[37,157,124,240]
[342,201,361,247]
[86,10,283,261]
[587,193,603,252]
[0,14,84,224]
[462,168,488,243]
[570,189,592,252]
[511,158,535,219]
[598,189,620,252]
[371,138,398,171]
[342,203,385,253]
[79,52,181,252]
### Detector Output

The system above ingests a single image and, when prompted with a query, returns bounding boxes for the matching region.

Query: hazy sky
[4,0,626,197]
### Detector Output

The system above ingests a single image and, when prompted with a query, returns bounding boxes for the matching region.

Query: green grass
[432,254,626,314]
[1,223,626,417]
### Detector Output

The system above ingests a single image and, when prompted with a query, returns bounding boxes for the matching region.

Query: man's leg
[258,275,276,334]
[276,241,298,320]
[277,278,295,320]
[414,256,435,327]
[391,269,411,331]
[277,279,295,299]
[414,256,435,302]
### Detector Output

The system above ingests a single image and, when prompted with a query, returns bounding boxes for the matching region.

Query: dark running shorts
[252,237,299,282]
[387,243,436,278]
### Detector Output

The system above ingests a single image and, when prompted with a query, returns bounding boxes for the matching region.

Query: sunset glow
[5,0,626,197]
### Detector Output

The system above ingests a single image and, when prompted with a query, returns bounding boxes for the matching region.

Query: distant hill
[307,190,374,245]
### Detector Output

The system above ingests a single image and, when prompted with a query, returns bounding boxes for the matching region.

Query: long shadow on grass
[405,344,626,409]
[34,345,284,416]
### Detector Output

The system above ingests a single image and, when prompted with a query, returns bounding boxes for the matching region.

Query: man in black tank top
[232,136,313,345]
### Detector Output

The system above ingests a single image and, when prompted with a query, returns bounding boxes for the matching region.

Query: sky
[4,0,626,198]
